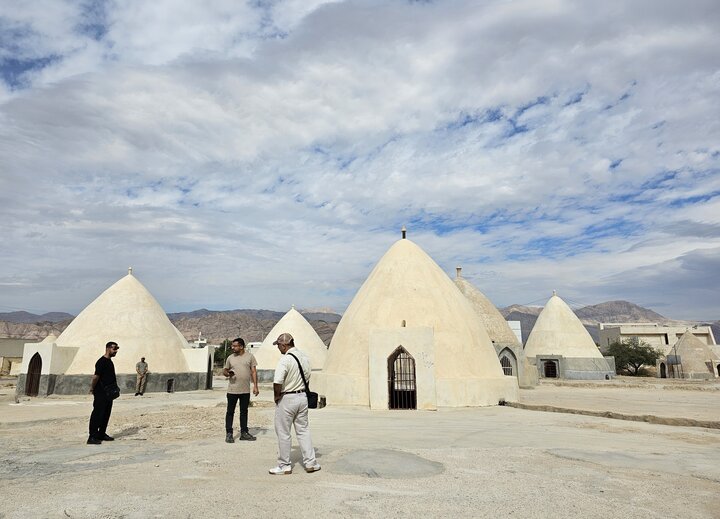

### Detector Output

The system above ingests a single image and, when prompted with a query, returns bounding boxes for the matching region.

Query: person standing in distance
[223,338,259,442]
[269,333,320,475]
[135,356,148,396]
[88,341,119,445]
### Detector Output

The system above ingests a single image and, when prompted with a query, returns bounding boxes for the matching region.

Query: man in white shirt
[269,333,320,475]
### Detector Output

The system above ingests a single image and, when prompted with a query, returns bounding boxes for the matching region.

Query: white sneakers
[268,464,321,475]
[268,466,292,475]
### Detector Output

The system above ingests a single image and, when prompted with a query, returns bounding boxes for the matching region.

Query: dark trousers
[226,393,250,433]
[89,392,113,439]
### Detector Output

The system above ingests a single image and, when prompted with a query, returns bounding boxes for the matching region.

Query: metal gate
[543,360,557,378]
[25,352,42,396]
[500,355,513,376]
[388,346,416,410]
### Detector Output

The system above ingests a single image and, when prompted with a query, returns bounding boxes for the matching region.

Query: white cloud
[1,0,719,320]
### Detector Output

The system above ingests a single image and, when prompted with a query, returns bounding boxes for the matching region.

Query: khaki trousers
[136,373,147,394]
[274,392,316,470]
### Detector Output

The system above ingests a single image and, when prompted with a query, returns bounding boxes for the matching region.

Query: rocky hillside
[0,309,339,346]
[1,302,712,348]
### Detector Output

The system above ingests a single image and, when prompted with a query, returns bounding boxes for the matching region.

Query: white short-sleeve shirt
[273,347,311,392]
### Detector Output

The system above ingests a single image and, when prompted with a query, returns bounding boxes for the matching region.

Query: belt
[282,390,305,394]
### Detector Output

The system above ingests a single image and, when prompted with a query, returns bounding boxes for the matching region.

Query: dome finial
[552,289,556,296]
[401,225,407,239]
[456,266,462,279]
[128,266,133,275]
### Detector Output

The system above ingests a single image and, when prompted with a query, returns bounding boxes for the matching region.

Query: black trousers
[226,393,250,433]
[89,392,113,438]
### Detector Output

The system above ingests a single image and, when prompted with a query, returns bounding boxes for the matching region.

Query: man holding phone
[223,338,259,443]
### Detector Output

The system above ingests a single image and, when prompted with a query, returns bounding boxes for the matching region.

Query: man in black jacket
[87,341,119,445]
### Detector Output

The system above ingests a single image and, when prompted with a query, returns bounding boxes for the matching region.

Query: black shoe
[101,434,114,441]
[239,431,256,441]
[225,433,234,443]
[139,393,144,396]
[134,393,140,396]
[87,437,102,445]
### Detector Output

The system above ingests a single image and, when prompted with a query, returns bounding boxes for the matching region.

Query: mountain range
[1,301,716,346]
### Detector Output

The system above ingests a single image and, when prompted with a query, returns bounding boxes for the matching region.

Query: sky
[1,0,719,321]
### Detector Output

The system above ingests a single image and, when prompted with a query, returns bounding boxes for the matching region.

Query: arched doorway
[387,346,416,410]
[660,363,666,378]
[543,360,558,378]
[498,349,517,377]
[25,352,42,397]
[716,364,720,377]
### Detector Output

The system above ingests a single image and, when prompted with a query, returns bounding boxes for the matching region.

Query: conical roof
[321,238,516,406]
[670,331,719,374]
[454,269,520,346]
[253,306,327,370]
[60,272,190,374]
[524,293,603,359]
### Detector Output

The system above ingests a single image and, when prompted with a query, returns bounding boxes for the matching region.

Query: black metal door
[500,355,513,376]
[25,352,42,396]
[544,360,557,378]
[388,347,416,410]
[206,356,212,389]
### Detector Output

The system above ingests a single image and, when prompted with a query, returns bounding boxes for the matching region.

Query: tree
[606,337,661,376]
[213,339,232,366]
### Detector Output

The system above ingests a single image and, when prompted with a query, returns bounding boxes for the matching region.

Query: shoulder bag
[287,353,321,409]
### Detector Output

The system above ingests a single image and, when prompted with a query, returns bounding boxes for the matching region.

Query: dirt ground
[1,377,719,518]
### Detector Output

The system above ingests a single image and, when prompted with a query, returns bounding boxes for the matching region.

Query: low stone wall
[17,372,211,396]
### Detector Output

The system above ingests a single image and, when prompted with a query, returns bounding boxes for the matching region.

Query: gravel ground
[1,380,719,518]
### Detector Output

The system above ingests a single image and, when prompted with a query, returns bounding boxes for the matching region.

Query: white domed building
[524,292,613,380]
[658,331,720,379]
[454,267,536,387]
[313,231,518,410]
[19,269,214,396]
[252,306,328,381]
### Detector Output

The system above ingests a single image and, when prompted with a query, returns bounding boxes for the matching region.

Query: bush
[606,337,661,376]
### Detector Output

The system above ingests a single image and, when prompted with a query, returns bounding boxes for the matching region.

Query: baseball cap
[273,333,294,345]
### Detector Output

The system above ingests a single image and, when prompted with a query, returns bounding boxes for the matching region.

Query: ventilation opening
[25,352,42,397]
[166,378,175,393]
[500,355,513,376]
[543,360,558,378]
[388,346,416,410]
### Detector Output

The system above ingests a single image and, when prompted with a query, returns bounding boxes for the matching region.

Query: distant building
[525,292,613,380]
[507,321,522,344]
[18,269,215,396]
[598,323,716,354]
[0,338,25,375]
[657,331,720,379]
[252,305,327,382]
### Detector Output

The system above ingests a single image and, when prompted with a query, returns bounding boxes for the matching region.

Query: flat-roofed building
[598,323,716,354]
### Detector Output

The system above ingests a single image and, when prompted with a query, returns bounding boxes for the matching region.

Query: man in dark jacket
[87,341,119,444]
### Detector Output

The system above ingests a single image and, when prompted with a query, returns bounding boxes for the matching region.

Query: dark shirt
[93,356,117,395]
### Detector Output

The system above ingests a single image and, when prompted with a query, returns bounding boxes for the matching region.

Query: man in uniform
[88,341,119,445]
[269,333,320,475]
[135,356,148,396]
[223,338,259,442]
